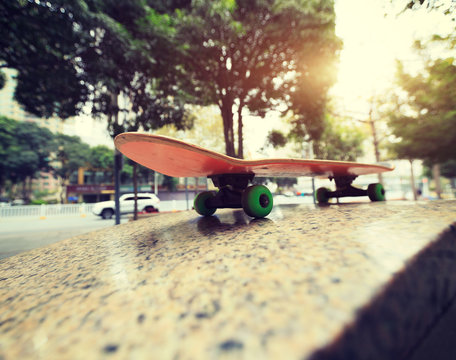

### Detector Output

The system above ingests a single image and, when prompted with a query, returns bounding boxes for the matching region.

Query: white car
[92,193,160,219]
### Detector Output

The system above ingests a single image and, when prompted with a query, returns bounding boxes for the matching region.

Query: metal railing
[0,204,95,218]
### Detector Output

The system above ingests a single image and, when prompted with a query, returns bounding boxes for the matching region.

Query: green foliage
[267,130,288,148]
[390,57,456,163]
[0,116,54,187]
[155,105,225,153]
[120,162,133,183]
[441,160,456,179]
[89,145,114,171]
[0,0,190,136]
[265,115,365,161]
[313,116,366,161]
[0,0,94,118]
[0,70,6,90]
[53,134,91,181]
[162,175,178,192]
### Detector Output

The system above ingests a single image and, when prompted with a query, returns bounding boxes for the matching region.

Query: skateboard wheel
[315,187,330,204]
[242,185,273,218]
[367,183,385,201]
[193,191,217,216]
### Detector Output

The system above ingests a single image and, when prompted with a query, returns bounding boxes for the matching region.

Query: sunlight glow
[331,0,454,114]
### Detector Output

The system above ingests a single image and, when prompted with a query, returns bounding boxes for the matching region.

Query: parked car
[92,193,160,219]
[0,197,10,207]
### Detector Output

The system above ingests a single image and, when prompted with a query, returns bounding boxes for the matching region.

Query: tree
[0,117,54,201]
[53,134,91,203]
[387,0,456,199]
[0,0,191,129]
[313,116,365,162]
[266,113,365,161]
[0,116,16,192]
[0,0,98,118]
[1,0,193,221]
[155,105,225,153]
[174,0,339,158]
[89,145,114,173]
[390,58,456,164]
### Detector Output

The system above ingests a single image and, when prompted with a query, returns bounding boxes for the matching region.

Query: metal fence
[0,204,95,218]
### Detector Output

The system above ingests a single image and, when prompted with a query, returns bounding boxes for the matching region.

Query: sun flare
[331,0,453,114]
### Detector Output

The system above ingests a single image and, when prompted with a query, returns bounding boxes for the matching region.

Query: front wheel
[315,187,331,204]
[194,191,217,216]
[367,183,386,201]
[242,185,273,218]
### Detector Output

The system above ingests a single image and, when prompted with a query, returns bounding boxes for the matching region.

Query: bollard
[80,203,86,218]
[39,204,46,220]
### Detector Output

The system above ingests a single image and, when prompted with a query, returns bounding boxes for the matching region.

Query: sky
[331,0,454,115]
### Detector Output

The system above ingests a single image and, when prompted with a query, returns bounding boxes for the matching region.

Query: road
[0,214,131,259]
[0,196,313,260]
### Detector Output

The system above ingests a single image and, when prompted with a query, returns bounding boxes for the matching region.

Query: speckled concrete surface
[0,201,455,360]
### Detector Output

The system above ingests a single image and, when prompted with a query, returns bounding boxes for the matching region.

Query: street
[0,199,197,260]
[0,214,133,260]
[0,196,315,260]
[0,198,215,260]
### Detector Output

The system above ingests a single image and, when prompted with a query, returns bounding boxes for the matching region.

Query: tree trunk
[237,100,244,159]
[110,91,122,225]
[409,159,417,201]
[220,99,236,157]
[433,164,442,199]
[59,177,65,204]
[22,179,27,203]
[368,107,383,184]
[28,176,33,203]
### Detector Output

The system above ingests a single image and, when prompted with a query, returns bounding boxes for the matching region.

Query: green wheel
[241,185,273,218]
[315,187,331,204]
[193,191,217,216]
[367,183,385,201]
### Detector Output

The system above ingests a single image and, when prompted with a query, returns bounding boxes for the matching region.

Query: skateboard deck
[115,132,394,218]
[114,133,394,178]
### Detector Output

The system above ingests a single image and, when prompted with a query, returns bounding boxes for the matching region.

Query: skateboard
[115,133,394,218]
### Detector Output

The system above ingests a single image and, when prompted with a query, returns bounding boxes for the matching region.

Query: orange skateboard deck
[115,133,393,178]
[115,133,394,218]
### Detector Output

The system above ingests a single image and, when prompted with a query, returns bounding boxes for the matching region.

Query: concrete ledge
[310,224,456,360]
[0,200,455,359]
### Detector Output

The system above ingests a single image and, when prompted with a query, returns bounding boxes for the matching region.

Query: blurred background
[0,0,455,221]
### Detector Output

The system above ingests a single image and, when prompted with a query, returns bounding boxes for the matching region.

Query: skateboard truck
[315,176,386,204]
[205,174,254,209]
[193,173,274,218]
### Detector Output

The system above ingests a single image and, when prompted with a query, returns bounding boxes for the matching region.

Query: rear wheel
[242,185,273,218]
[194,191,217,216]
[367,183,385,201]
[101,208,114,219]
